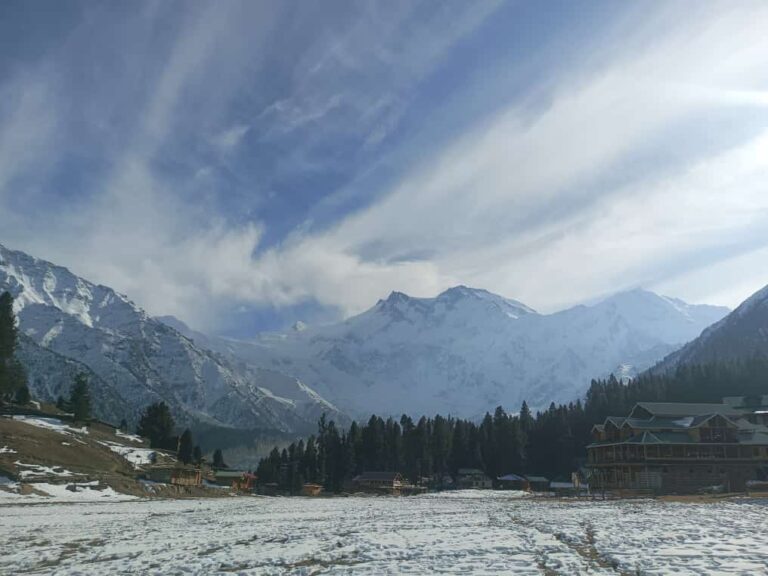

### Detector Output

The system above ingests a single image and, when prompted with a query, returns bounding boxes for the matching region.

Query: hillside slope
[654,283,768,371]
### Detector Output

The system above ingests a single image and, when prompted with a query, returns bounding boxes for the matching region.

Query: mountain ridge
[186,285,729,419]
[652,282,768,372]
[0,243,343,436]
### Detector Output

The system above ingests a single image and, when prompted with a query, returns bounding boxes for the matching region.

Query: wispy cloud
[0,1,766,332]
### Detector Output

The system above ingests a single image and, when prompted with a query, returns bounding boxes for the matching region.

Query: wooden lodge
[524,475,550,492]
[497,473,529,491]
[209,470,257,492]
[301,483,323,496]
[587,397,768,493]
[147,466,202,487]
[352,471,403,495]
[456,468,493,489]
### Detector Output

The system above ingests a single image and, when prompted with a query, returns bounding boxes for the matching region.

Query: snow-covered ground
[4,415,89,436]
[98,440,156,468]
[1,492,768,574]
[0,477,136,504]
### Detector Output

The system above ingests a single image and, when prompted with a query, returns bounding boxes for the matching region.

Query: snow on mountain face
[221,287,729,418]
[653,283,768,371]
[0,244,340,433]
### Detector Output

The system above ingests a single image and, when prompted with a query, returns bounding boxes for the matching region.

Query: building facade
[352,472,404,495]
[587,397,768,493]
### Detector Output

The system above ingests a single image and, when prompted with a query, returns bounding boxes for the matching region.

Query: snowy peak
[581,288,729,343]
[372,285,535,324]
[436,285,537,317]
[0,243,141,330]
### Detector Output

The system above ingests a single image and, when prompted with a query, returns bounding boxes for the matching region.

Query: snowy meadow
[2,492,768,575]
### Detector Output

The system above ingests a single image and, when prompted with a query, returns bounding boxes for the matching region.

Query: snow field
[98,441,156,468]
[4,415,88,436]
[2,492,768,574]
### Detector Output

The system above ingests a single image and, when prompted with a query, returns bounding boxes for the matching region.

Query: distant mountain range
[654,283,768,371]
[1,242,737,434]
[171,285,729,419]
[0,243,343,437]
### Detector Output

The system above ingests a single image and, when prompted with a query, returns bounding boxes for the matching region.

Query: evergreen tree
[119,418,128,432]
[193,445,202,464]
[177,429,194,464]
[137,401,176,449]
[14,383,30,405]
[0,292,16,362]
[0,292,25,402]
[302,437,319,483]
[69,373,92,421]
[212,448,227,469]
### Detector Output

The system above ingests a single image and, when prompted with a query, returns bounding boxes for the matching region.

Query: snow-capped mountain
[0,243,341,434]
[654,283,768,370]
[203,286,729,418]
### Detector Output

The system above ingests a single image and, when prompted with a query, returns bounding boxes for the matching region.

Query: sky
[1,0,768,336]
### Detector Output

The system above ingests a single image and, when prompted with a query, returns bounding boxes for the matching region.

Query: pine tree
[177,429,194,464]
[0,292,16,362]
[137,401,176,449]
[69,373,92,422]
[0,292,24,402]
[212,448,227,469]
[14,383,30,405]
[193,445,202,464]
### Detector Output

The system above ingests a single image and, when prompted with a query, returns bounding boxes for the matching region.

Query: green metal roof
[631,402,744,418]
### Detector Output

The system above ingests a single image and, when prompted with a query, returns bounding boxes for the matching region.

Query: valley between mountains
[0,242,731,455]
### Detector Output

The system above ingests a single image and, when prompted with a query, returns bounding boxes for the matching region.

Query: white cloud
[2,1,768,332]
[211,124,250,152]
[236,2,768,316]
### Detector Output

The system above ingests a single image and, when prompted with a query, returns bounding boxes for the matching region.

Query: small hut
[497,473,529,491]
[525,475,550,492]
[301,483,323,496]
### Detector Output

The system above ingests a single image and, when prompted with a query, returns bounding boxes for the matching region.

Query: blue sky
[1,1,768,336]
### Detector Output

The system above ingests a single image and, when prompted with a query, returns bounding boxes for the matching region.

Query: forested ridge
[257,359,768,492]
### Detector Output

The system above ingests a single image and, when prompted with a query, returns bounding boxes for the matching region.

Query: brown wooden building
[301,483,323,496]
[209,470,257,492]
[147,466,202,487]
[352,472,403,495]
[587,398,768,493]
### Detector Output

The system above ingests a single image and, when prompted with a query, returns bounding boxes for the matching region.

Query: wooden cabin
[525,475,550,492]
[210,470,256,492]
[352,472,404,495]
[301,483,323,496]
[171,468,202,487]
[497,473,529,491]
[457,468,493,489]
[146,466,202,487]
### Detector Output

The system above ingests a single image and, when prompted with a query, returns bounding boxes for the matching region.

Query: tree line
[257,358,768,493]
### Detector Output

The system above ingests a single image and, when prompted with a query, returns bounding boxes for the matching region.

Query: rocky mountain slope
[654,283,768,371]
[0,243,341,434]
[191,286,728,418]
